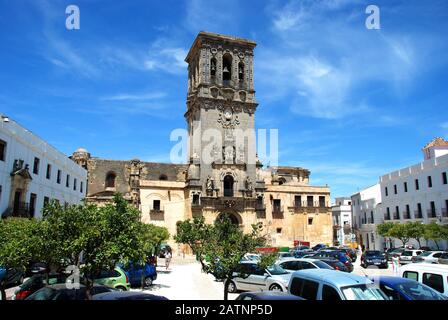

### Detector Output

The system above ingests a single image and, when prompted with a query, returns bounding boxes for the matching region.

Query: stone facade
[72,32,332,252]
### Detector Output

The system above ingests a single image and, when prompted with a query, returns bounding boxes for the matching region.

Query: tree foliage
[1,193,169,299]
[376,221,448,249]
[0,218,44,300]
[175,215,272,300]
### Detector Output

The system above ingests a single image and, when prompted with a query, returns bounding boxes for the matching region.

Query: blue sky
[0,0,447,201]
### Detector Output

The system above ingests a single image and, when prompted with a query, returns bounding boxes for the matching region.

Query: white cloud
[100,91,167,101]
[257,1,433,120]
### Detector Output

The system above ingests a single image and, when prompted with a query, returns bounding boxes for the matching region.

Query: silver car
[276,258,334,273]
[227,262,291,293]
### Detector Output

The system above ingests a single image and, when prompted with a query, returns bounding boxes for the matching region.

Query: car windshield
[397,282,446,300]
[313,261,334,269]
[27,287,56,300]
[418,251,432,257]
[401,251,412,256]
[366,251,381,256]
[341,285,387,300]
[266,264,289,275]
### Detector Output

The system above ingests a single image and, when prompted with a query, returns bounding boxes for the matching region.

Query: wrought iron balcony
[427,209,437,218]
[414,210,423,219]
[384,213,391,220]
[442,208,448,217]
[11,202,31,218]
[272,206,284,219]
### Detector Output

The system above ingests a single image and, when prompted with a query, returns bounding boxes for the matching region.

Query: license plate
[374,262,381,265]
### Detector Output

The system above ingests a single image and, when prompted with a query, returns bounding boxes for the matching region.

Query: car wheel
[116,286,126,291]
[227,280,237,293]
[269,284,283,292]
[144,277,153,287]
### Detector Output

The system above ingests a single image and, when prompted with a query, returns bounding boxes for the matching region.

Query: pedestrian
[165,249,172,271]
[392,254,400,276]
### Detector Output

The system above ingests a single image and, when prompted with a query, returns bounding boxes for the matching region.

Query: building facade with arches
[71,32,332,252]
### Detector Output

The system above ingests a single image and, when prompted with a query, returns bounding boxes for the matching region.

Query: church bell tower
[184,32,265,222]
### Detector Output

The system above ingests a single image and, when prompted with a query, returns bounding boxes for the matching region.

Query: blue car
[0,266,24,286]
[370,276,447,300]
[118,262,157,287]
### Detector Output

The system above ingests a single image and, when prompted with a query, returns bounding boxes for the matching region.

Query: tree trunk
[0,281,6,301]
[141,271,145,290]
[86,278,93,300]
[223,279,229,301]
[435,241,440,250]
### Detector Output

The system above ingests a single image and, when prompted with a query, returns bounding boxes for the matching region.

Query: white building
[331,197,353,246]
[379,138,448,249]
[351,184,382,250]
[0,114,87,218]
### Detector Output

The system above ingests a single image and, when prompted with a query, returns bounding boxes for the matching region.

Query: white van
[400,264,448,297]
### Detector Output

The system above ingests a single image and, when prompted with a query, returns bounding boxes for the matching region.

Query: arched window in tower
[238,62,244,81]
[210,58,217,78]
[222,53,232,84]
[223,175,234,197]
[105,172,116,188]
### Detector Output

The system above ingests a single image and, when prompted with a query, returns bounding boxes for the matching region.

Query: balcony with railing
[10,202,31,218]
[427,209,437,218]
[150,204,164,221]
[393,212,400,220]
[403,211,411,219]
[272,206,284,219]
[442,207,448,217]
[414,210,423,219]
[290,200,330,213]
[384,213,391,220]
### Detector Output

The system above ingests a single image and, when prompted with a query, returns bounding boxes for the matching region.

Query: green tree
[376,222,395,248]
[406,221,425,248]
[424,222,444,250]
[133,223,169,288]
[42,194,144,299]
[388,223,410,247]
[175,215,273,300]
[0,218,44,300]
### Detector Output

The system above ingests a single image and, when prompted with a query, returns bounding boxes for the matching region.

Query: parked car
[93,291,169,300]
[400,250,424,265]
[438,252,448,265]
[276,258,334,273]
[25,284,114,300]
[277,252,294,260]
[370,276,447,300]
[400,263,448,297]
[310,250,354,272]
[311,258,350,272]
[312,244,327,251]
[0,266,25,287]
[360,250,388,269]
[118,262,157,287]
[91,267,131,291]
[227,262,291,293]
[386,248,406,261]
[338,247,357,262]
[241,253,260,262]
[235,291,304,300]
[288,269,388,300]
[413,251,446,264]
[13,273,69,300]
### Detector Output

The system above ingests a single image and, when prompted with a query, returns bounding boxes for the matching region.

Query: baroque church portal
[71,32,333,253]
